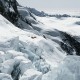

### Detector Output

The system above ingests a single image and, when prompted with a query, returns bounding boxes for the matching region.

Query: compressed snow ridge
[19,69,42,80]
[0,73,13,80]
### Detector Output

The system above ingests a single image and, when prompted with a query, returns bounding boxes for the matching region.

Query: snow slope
[36,16,80,36]
[0,1,80,79]
[0,14,66,80]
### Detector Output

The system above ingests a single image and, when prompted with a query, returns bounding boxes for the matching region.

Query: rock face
[0,0,19,23]
[60,31,80,55]
[0,0,37,29]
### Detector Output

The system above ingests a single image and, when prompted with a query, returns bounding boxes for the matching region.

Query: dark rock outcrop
[60,31,80,56]
[0,0,19,24]
[0,0,37,29]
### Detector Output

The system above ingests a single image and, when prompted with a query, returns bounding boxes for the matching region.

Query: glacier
[0,0,80,80]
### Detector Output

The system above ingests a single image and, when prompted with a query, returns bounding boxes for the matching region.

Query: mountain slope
[0,14,66,80]
[0,0,80,80]
[0,0,38,30]
[0,14,80,80]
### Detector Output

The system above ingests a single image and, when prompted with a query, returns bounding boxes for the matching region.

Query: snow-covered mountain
[28,7,71,18]
[0,0,80,80]
[0,0,38,29]
[28,7,49,17]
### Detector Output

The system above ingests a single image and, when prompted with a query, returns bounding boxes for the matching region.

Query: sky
[17,0,80,12]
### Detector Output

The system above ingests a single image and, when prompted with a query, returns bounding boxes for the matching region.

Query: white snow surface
[0,9,80,80]
[36,16,80,36]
